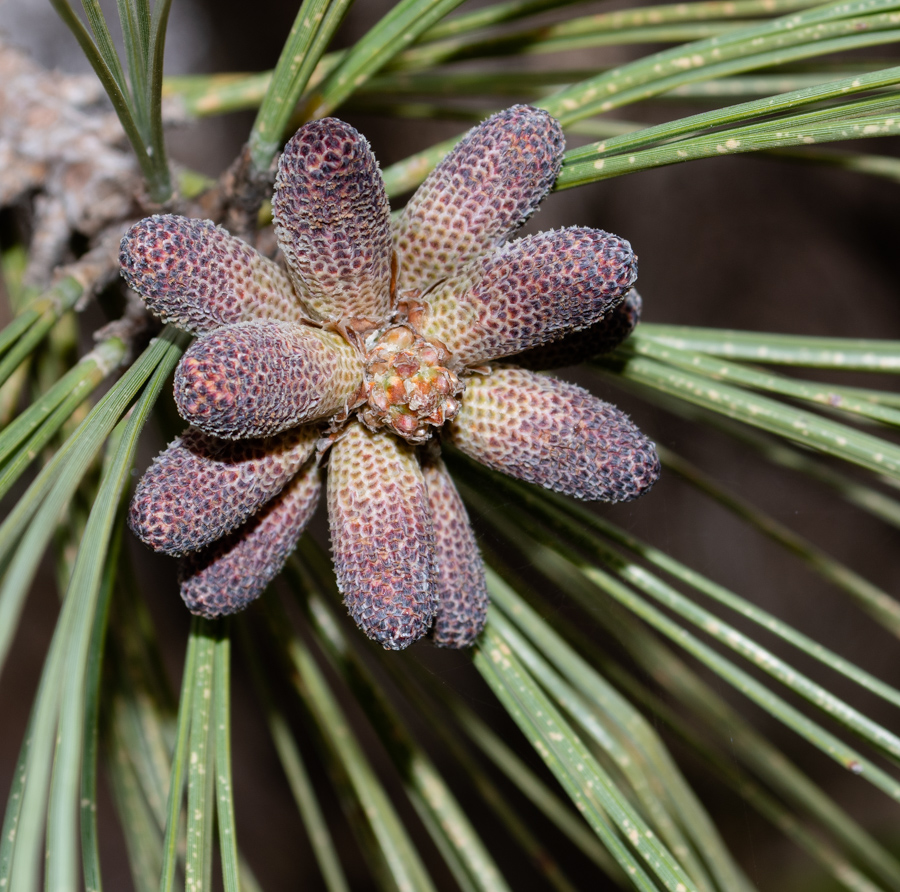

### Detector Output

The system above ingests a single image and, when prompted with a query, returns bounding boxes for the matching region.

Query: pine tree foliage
[1,1,899,889]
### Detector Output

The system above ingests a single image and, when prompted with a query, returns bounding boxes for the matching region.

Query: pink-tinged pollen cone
[327,422,437,650]
[128,426,319,556]
[393,105,564,293]
[447,366,660,502]
[118,109,658,646]
[274,118,393,323]
[119,215,303,334]
[515,288,642,370]
[422,456,489,648]
[417,228,637,367]
[179,462,323,617]
[174,321,363,439]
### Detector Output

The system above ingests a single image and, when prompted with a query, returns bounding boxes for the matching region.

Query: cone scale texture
[328,423,438,650]
[448,366,660,502]
[422,457,489,649]
[174,322,363,439]
[128,426,318,556]
[417,228,638,366]
[120,215,304,334]
[274,119,393,323]
[121,107,659,646]
[180,463,323,617]
[516,288,643,370]
[394,105,565,294]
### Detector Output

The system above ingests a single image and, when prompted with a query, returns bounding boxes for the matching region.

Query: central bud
[360,324,464,444]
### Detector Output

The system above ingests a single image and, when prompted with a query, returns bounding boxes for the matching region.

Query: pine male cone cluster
[122,105,660,650]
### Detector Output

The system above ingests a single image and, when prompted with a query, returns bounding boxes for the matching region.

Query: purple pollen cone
[119,215,303,333]
[180,463,323,617]
[422,457,489,648]
[417,228,638,366]
[174,322,362,439]
[328,423,438,650]
[121,105,659,648]
[449,367,659,503]
[128,426,318,557]
[273,118,392,323]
